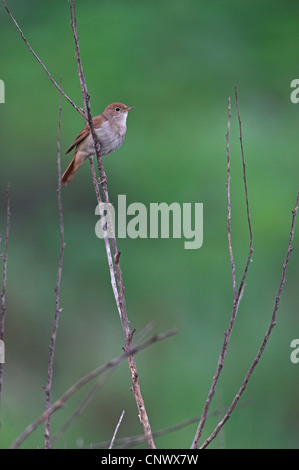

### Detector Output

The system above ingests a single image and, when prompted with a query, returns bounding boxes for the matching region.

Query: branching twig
[44,83,65,449]
[67,0,156,449]
[191,91,254,449]
[1,0,85,119]
[200,188,299,449]
[0,184,11,421]
[10,328,177,449]
[226,98,237,299]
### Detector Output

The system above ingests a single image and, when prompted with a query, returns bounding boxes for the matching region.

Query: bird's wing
[65,115,107,154]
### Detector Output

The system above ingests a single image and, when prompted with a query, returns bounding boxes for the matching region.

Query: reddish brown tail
[61,154,78,185]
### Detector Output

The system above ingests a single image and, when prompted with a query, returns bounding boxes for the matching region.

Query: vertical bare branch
[44,85,65,449]
[235,86,254,296]
[0,184,11,420]
[200,187,299,449]
[226,97,237,299]
[68,0,156,449]
[88,155,121,313]
[68,1,88,122]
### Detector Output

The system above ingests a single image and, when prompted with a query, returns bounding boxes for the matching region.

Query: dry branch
[0,184,11,421]
[226,97,237,299]
[234,86,254,297]
[44,83,65,449]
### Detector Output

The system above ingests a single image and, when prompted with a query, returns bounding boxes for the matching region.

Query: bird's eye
[115,107,120,112]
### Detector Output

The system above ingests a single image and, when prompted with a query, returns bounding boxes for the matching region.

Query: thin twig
[68,1,88,122]
[109,410,125,449]
[200,188,299,449]
[0,186,10,331]
[234,86,254,297]
[0,184,11,421]
[226,97,237,299]
[10,328,177,449]
[88,156,121,313]
[44,82,65,449]
[0,186,10,412]
[68,0,156,449]
[0,0,86,119]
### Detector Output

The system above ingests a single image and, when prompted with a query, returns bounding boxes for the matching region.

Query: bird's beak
[124,106,134,112]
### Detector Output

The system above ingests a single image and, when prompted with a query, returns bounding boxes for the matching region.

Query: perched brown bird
[62,102,133,185]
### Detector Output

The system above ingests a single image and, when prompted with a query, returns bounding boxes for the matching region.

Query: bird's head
[104,102,134,120]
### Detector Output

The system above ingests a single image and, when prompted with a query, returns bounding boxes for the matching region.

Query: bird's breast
[96,120,126,156]
[79,119,127,157]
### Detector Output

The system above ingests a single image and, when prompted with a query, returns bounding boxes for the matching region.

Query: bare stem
[235,86,254,296]
[44,83,65,448]
[0,184,11,422]
[226,97,237,299]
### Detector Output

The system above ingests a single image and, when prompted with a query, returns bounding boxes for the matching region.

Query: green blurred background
[0,0,299,449]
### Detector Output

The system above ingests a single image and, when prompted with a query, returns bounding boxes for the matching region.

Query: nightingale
[62,102,133,185]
